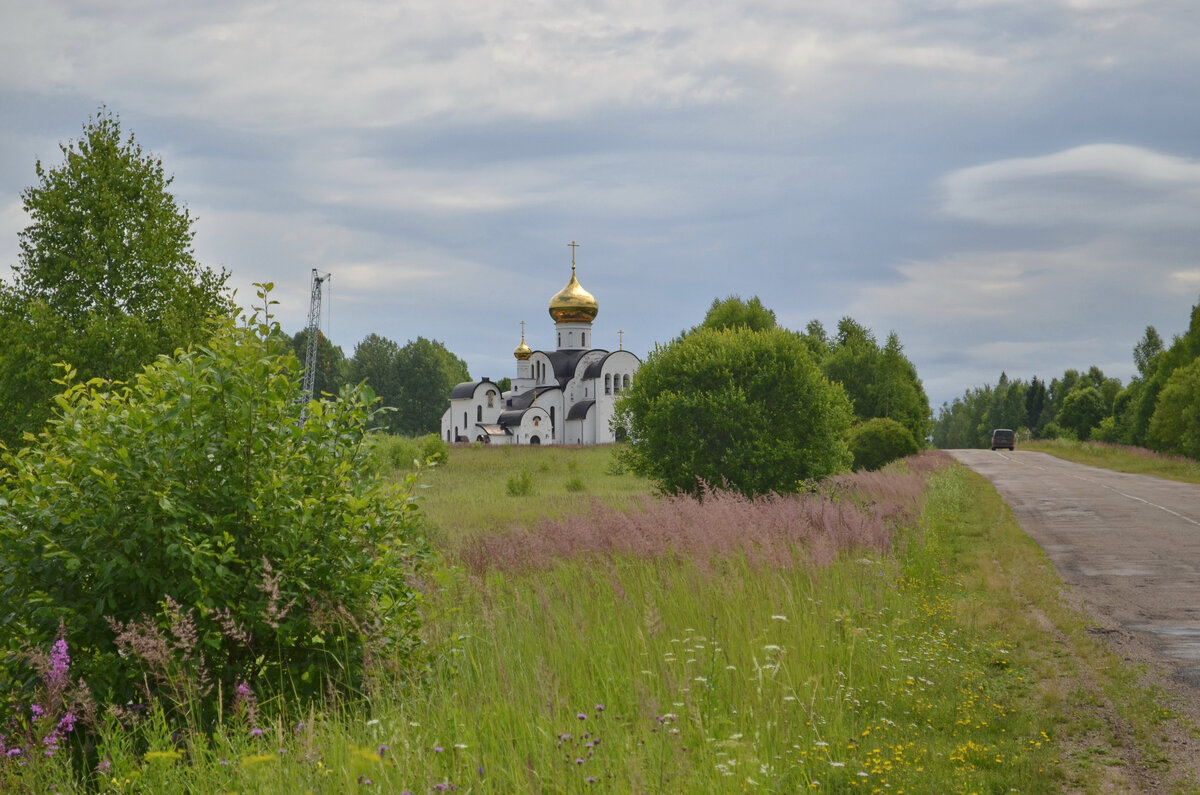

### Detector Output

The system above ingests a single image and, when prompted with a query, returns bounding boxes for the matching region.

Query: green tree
[697,295,777,332]
[0,293,427,712]
[614,326,853,497]
[290,328,350,399]
[395,337,471,436]
[820,319,929,444]
[0,110,228,446]
[1025,377,1047,433]
[1133,325,1165,379]
[1149,358,1200,457]
[350,333,403,433]
[1057,386,1106,441]
[847,417,920,471]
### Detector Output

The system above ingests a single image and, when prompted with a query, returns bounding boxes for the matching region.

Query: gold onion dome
[548,264,598,323]
[514,324,532,360]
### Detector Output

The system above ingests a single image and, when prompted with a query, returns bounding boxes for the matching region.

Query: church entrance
[529,436,541,445]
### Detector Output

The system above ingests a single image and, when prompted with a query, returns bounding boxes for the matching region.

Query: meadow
[5,444,1197,792]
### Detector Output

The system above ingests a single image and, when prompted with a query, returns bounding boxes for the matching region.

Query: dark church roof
[566,400,595,421]
[505,385,560,410]
[449,379,498,399]
[543,350,590,387]
[581,351,618,380]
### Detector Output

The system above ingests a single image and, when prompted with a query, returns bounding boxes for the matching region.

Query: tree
[1057,386,1106,440]
[1025,377,1047,433]
[1149,358,1200,457]
[1134,325,1165,379]
[820,319,929,444]
[290,328,350,399]
[614,326,853,497]
[350,333,403,433]
[0,109,228,445]
[395,337,471,436]
[0,294,427,712]
[697,295,777,333]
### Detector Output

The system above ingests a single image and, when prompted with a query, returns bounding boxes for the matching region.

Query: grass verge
[1022,438,1200,485]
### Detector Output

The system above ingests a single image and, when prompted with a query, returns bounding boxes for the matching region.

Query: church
[441,246,641,445]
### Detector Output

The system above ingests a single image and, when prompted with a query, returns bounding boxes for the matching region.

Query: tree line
[933,305,1200,457]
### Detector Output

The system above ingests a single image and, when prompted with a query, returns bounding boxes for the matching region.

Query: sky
[2,0,1199,411]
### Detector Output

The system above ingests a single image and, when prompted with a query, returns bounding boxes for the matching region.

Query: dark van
[990,429,1015,451]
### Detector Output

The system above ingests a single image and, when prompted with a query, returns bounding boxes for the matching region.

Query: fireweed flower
[30,704,44,718]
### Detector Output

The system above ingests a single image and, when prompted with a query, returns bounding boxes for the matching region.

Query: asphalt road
[950,449,1200,690]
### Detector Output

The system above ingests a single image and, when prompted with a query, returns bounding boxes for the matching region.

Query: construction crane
[302,268,329,404]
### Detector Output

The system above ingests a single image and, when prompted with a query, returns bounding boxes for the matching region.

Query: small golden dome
[514,322,532,360]
[549,264,598,323]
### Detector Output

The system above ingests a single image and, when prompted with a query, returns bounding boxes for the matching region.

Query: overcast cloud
[2,0,1199,411]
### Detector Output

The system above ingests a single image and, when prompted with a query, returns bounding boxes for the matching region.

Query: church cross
[520,319,526,341]
[568,240,579,271]
[618,329,624,350]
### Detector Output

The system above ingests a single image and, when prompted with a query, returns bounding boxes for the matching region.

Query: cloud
[942,144,1200,228]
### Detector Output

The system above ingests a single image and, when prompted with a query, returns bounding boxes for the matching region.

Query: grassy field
[1022,438,1200,485]
[7,443,1199,792]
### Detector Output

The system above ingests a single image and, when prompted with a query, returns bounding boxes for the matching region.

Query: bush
[847,418,920,471]
[0,295,429,713]
[420,433,449,465]
[615,326,853,496]
[506,468,535,496]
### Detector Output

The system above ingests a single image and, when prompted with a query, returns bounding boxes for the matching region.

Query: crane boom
[302,269,329,403]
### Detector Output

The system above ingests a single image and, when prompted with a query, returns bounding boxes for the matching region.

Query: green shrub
[419,433,449,465]
[564,475,587,492]
[506,469,535,496]
[847,417,920,471]
[615,326,853,496]
[0,293,429,713]
[367,433,421,473]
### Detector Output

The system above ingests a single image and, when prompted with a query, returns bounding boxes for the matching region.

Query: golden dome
[549,263,598,323]
[514,322,532,360]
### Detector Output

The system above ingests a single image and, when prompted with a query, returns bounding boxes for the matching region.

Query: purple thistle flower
[97,759,111,774]
[378,744,389,758]
[587,777,597,784]
[250,728,264,737]
[577,713,587,720]
[575,757,585,764]
[594,704,604,712]
[433,745,444,752]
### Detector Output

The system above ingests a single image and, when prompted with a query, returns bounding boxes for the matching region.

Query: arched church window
[582,332,586,347]
[623,374,631,390]
[533,416,541,427]
[477,406,482,422]
[605,374,611,395]
[487,391,495,408]
[463,412,467,429]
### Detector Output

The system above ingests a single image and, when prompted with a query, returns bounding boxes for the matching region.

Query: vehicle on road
[991,428,1015,451]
